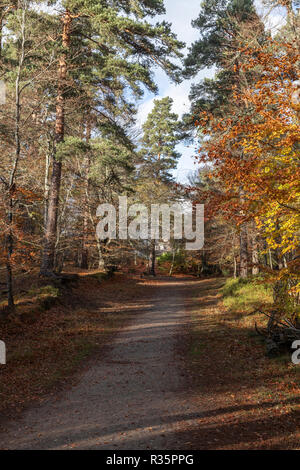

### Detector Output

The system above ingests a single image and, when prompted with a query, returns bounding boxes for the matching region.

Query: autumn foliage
[195,36,300,298]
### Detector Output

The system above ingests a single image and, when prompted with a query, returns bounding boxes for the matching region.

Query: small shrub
[26,285,60,310]
[27,285,60,298]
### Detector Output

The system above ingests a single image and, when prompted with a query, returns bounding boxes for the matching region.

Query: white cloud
[137,80,191,125]
[162,0,202,49]
[137,1,217,183]
[255,0,287,34]
[137,67,215,126]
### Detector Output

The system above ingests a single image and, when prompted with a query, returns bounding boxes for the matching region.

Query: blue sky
[137,0,287,184]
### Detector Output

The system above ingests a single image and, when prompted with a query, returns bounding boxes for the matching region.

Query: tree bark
[150,243,156,276]
[274,222,284,270]
[6,198,14,311]
[40,11,71,275]
[239,189,248,279]
[268,248,273,270]
[43,141,51,228]
[232,234,237,278]
[5,4,26,311]
[169,248,176,276]
[233,255,237,279]
[201,249,209,275]
[251,223,259,275]
[96,239,105,270]
[239,222,248,278]
[80,227,89,269]
[80,119,92,269]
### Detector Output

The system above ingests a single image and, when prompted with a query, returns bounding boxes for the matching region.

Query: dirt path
[0,277,201,450]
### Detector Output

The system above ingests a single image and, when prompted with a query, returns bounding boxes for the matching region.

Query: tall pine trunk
[5,5,26,311]
[80,213,89,269]
[40,11,71,275]
[150,243,156,276]
[6,197,14,311]
[43,140,51,228]
[80,120,91,269]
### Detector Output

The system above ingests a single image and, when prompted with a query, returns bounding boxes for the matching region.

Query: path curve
[0,277,201,450]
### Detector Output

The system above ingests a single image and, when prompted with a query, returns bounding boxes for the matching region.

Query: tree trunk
[80,241,88,269]
[239,222,248,278]
[268,248,273,270]
[238,188,248,278]
[273,221,285,271]
[201,249,209,275]
[40,11,71,275]
[251,224,259,275]
[232,233,237,278]
[41,159,62,274]
[263,241,268,267]
[169,248,176,276]
[5,5,27,311]
[80,119,91,269]
[80,181,89,269]
[6,198,14,311]
[150,243,156,276]
[43,141,51,228]
[274,247,284,270]
[96,239,105,270]
[233,255,237,279]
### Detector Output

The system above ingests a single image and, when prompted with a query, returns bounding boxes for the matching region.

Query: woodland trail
[0,276,204,450]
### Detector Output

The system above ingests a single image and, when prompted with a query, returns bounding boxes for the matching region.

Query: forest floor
[0,275,299,449]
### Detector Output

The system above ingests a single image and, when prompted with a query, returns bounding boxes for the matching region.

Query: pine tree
[139,97,183,181]
[185,0,257,73]
[138,96,183,275]
[184,0,263,120]
[40,0,184,276]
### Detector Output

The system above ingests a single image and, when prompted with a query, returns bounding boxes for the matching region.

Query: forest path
[0,276,204,450]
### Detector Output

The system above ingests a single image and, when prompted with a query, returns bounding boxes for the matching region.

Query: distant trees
[0,0,298,316]
[137,97,184,275]
[186,0,300,307]
[139,97,183,181]
[184,0,267,278]
[0,0,184,309]
[40,0,184,276]
[0,0,57,309]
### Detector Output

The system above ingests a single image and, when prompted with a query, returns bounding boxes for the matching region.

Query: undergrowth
[222,276,273,314]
